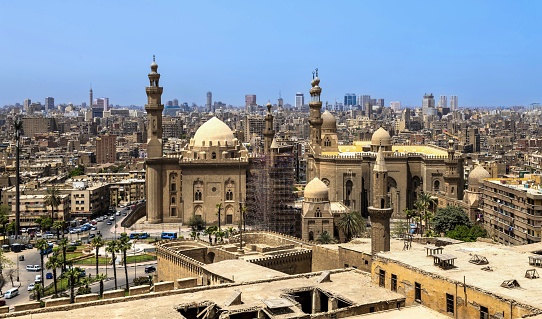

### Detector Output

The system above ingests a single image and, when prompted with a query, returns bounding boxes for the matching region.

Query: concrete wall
[249,250,312,275]
[338,247,372,272]
[129,285,150,296]
[75,293,100,303]
[45,298,71,307]
[372,256,539,319]
[177,277,199,289]
[102,289,125,299]
[154,281,174,292]
[13,301,41,312]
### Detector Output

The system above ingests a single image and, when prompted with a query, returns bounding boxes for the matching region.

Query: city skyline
[1,1,541,107]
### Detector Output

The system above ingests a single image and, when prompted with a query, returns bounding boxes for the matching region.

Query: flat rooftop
[349,305,450,318]
[9,270,404,319]
[321,142,449,157]
[376,240,542,310]
[202,259,287,282]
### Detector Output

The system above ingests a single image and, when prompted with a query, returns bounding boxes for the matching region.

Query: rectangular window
[480,306,488,319]
[415,282,421,301]
[170,207,176,216]
[391,274,397,291]
[446,293,454,314]
[379,269,385,287]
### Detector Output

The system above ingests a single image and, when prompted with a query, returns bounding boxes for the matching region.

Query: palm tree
[52,221,63,240]
[203,226,217,244]
[91,236,105,276]
[33,283,43,301]
[0,204,9,242]
[416,192,435,234]
[216,203,222,231]
[189,230,198,240]
[106,240,119,290]
[117,233,132,292]
[57,238,69,272]
[44,186,62,224]
[95,273,107,297]
[316,231,337,244]
[337,211,364,242]
[35,239,49,284]
[65,266,81,303]
[404,208,416,236]
[45,252,63,297]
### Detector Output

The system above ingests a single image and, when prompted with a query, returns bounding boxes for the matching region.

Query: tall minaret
[444,139,462,199]
[89,85,93,109]
[308,68,323,154]
[145,55,164,158]
[263,101,275,154]
[368,146,393,254]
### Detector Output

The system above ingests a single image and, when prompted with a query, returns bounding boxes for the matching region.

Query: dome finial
[315,68,318,77]
[153,55,155,62]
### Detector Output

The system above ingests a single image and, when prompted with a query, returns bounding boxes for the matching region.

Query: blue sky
[1,1,541,107]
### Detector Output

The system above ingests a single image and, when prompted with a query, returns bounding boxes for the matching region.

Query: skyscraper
[344,93,356,106]
[295,92,304,109]
[245,94,256,111]
[450,95,458,111]
[173,98,179,107]
[95,97,109,111]
[206,92,212,112]
[23,98,31,112]
[358,95,371,109]
[390,101,401,111]
[376,99,384,107]
[439,95,447,108]
[45,97,54,111]
[422,93,435,115]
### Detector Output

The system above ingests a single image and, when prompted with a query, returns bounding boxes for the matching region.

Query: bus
[129,232,150,239]
[40,243,53,255]
[161,232,178,240]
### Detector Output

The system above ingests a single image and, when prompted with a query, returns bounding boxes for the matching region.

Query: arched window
[324,138,331,147]
[170,183,176,192]
[434,180,440,192]
[345,180,353,206]
[171,196,176,204]
[194,190,202,201]
[315,207,322,217]
[226,190,233,201]
[212,152,216,159]
[309,231,314,241]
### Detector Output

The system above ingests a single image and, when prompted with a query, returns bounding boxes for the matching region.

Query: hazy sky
[1,1,541,107]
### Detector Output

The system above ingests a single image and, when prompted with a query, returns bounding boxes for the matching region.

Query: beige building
[68,179,110,218]
[95,134,117,164]
[11,194,70,227]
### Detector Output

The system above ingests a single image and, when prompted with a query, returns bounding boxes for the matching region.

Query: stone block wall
[177,277,198,289]
[371,256,540,319]
[338,247,372,272]
[157,245,204,283]
[154,281,175,292]
[75,293,100,303]
[129,285,150,296]
[103,289,125,299]
[311,245,339,271]
[45,298,71,307]
[13,301,41,312]
[249,249,312,274]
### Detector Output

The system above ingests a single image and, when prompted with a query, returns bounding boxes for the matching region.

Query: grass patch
[72,257,110,266]
[124,254,157,264]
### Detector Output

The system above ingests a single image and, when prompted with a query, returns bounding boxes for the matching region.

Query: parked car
[35,275,42,283]
[46,272,53,279]
[107,221,113,225]
[25,243,33,249]
[25,265,41,272]
[27,283,35,291]
[144,266,156,273]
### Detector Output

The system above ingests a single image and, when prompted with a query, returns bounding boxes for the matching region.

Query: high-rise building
[390,101,401,111]
[358,95,371,109]
[439,95,447,108]
[344,93,356,106]
[172,98,179,107]
[245,94,256,111]
[206,92,212,112]
[95,98,109,111]
[376,98,385,107]
[422,93,435,115]
[45,97,54,111]
[295,92,304,109]
[96,134,117,164]
[23,98,31,113]
[450,95,458,111]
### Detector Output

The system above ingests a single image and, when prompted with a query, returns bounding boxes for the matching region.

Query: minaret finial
[315,68,318,77]
[312,71,315,79]
[153,55,155,62]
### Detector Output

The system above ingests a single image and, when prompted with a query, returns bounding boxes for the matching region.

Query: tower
[263,101,275,154]
[145,55,164,159]
[368,146,393,254]
[308,68,323,154]
[89,86,93,109]
[443,140,462,199]
[206,91,212,112]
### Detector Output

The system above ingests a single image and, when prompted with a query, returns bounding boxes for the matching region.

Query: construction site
[245,146,300,237]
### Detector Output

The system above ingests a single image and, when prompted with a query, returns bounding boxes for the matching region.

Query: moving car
[107,221,113,225]
[27,283,35,291]
[4,288,19,299]
[144,266,156,273]
[35,275,42,283]
[46,272,53,279]
[26,265,41,272]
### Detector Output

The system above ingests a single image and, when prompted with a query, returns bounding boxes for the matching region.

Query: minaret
[308,68,323,154]
[368,146,393,254]
[89,85,93,109]
[145,55,164,158]
[444,139,462,198]
[263,101,275,154]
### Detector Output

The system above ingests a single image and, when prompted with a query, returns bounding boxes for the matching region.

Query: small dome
[468,165,490,186]
[193,117,235,147]
[322,110,337,131]
[305,177,329,200]
[371,127,391,146]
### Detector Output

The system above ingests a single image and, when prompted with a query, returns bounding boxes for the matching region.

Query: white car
[26,265,41,272]
[27,283,35,291]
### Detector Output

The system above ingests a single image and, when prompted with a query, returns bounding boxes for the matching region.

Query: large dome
[305,177,329,201]
[468,165,490,187]
[193,117,235,147]
[322,110,337,131]
[371,127,391,146]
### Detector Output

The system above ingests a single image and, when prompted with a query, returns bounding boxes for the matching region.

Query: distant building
[96,134,117,164]
[45,97,54,111]
[95,97,109,111]
[23,98,31,113]
[390,101,401,111]
[295,92,304,108]
[439,95,447,108]
[245,94,256,111]
[376,98,384,107]
[173,98,179,107]
[344,93,356,106]
[450,95,458,110]
[206,92,213,112]
[358,95,371,110]
[422,93,435,115]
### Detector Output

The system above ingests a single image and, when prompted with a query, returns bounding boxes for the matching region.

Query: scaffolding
[245,149,300,237]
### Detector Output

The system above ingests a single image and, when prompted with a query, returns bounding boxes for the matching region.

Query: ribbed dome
[193,117,235,146]
[305,177,329,201]
[371,127,391,146]
[322,110,337,131]
[468,165,490,186]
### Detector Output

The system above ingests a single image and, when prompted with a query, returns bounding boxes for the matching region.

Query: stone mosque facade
[305,71,465,220]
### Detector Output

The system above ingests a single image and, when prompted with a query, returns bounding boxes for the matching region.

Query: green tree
[65,266,81,303]
[433,205,472,234]
[91,236,105,276]
[33,283,43,301]
[188,215,205,231]
[203,226,217,244]
[216,203,222,231]
[0,204,10,240]
[106,240,119,290]
[57,238,69,273]
[315,231,337,244]
[96,273,107,297]
[35,239,49,284]
[415,192,435,234]
[35,217,53,232]
[45,252,63,297]
[118,233,132,292]
[44,186,62,223]
[446,224,487,242]
[189,230,198,240]
[6,221,15,236]
[52,221,64,240]
[68,165,85,177]
[337,211,364,242]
